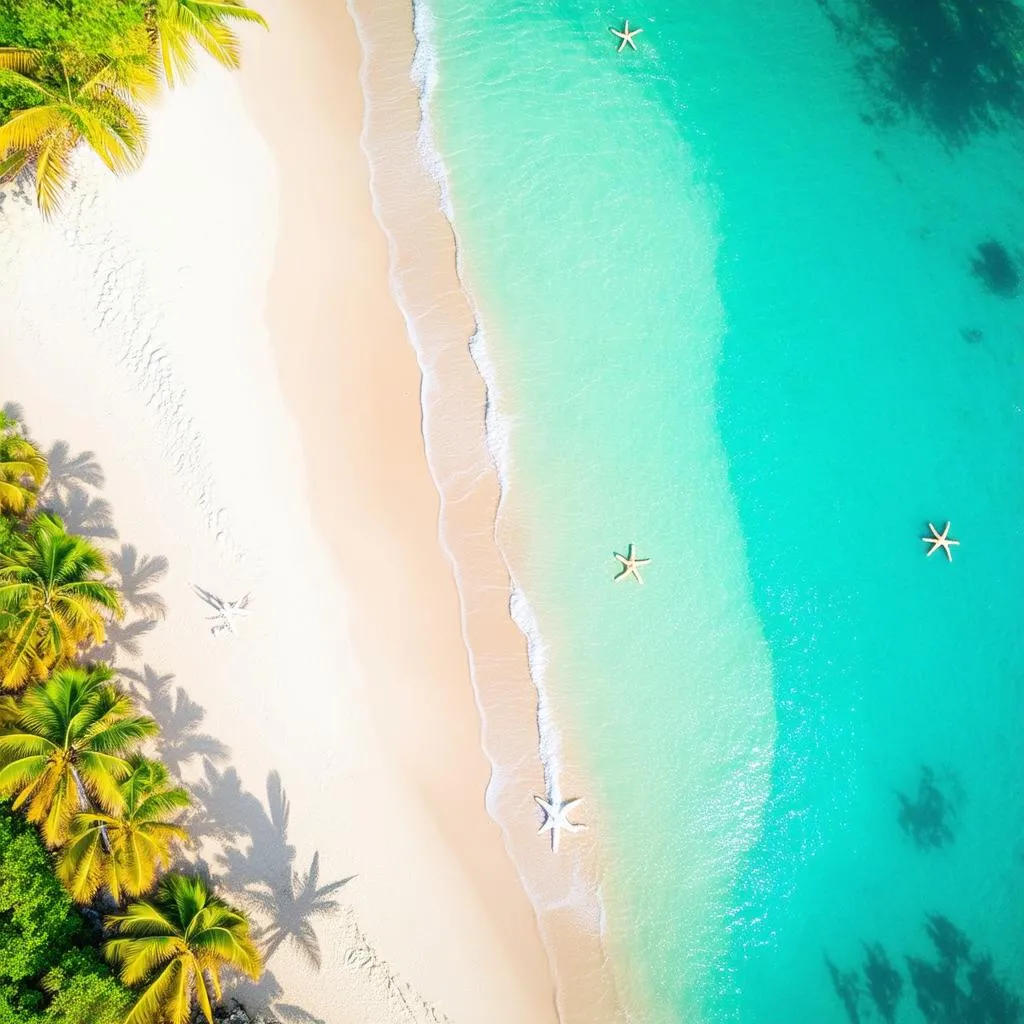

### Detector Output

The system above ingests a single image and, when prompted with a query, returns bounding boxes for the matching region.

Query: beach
[5,0,1023,1021]
[0,0,563,1019]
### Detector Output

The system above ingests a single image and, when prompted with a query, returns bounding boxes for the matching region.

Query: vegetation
[0,0,265,215]
[0,663,157,845]
[106,873,262,1024]
[0,411,262,1024]
[57,758,190,904]
[0,512,123,691]
[0,801,133,1024]
[0,414,46,514]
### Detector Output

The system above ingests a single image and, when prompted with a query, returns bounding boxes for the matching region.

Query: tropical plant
[0,663,157,846]
[0,47,156,217]
[149,0,267,87]
[58,758,189,905]
[0,801,133,1024]
[105,872,262,1024]
[0,413,47,515]
[0,512,123,691]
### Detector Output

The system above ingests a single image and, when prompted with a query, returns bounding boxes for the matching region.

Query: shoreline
[2,3,560,1022]
[343,1,629,1020]
[232,0,582,1018]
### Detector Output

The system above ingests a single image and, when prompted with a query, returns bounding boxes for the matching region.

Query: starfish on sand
[534,795,585,854]
[921,522,960,562]
[191,584,251,635]
[614,543,650,584]
[610,20,643,52]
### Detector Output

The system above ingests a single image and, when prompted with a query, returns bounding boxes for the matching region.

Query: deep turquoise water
[420,1,1024,1021]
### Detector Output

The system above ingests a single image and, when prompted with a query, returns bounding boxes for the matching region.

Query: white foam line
[407,0,570,817]
[346,0,613,1014]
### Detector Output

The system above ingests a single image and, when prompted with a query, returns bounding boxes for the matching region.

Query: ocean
[415,1,1024,1020]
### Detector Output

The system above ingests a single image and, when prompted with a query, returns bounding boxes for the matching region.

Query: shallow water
[419,1,1024,1020]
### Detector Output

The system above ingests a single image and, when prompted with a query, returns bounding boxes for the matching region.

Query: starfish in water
[191,584,251,635]
[610,20,643,52]
[614,543,650,584]
[921,522,960,562]
[534,795,585,854]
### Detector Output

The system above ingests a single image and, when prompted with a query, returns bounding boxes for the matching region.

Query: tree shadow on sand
[36,440,116,543]
[243,851,355,971]
[24,438,331,1023]
[110,544,168,619]
[21,438,450,1022]
[815,0,1024,147]
[123,664,229,780]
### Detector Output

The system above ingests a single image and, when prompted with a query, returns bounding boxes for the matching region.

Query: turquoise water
[421,1,1024,1021]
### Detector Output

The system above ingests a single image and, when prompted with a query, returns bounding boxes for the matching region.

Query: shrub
[0,803,132,1024]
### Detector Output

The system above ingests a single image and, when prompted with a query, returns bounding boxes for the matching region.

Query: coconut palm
[0,663,156,846]
[0,48,156,217]
[0,413,47,515]
[58,758,190,904]
[105,873,262,1024]
[0,512,123,690]
[150,0,267,87]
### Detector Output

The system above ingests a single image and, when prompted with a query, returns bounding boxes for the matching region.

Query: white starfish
[921,522,960,562]
[534,795,585,854]
[614,543,650,584]
[610,20,643,52]
[191,584,251,635]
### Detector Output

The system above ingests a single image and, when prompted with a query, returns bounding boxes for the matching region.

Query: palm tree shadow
[122,664,229,778]
[93,616,156,664]
[189,767,352,977]
[49,486,118,540]
[38,440,105,505]
[245,851,354,970]
[110,544,168,619]
[186,760,265,847]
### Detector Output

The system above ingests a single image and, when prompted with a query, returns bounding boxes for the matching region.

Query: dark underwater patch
[815,0,1024,146]
[826,917,1021,1024]
[897,765,957,849]
[863,943,904,1023]
[971,240,1020,297]
[907,916,1022,1023]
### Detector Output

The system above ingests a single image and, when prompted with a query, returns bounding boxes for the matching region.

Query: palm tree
[150,0,267,87]
[58,758,190,904]
[0,512,123,690]
[245,851,352,969]
[0,48,155,217]
[105,873,262,1024]
[0,413,47,515]
[0,663,156,846]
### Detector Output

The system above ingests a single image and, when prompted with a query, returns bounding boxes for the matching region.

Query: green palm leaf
[106,874,262,1024]
[0,514,122,690]
[59,758,189,903]
[0,664,151,845]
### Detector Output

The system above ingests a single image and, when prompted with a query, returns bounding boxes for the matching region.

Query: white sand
[0,41,557,1024]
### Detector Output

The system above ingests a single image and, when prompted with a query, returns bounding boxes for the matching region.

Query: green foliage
[0,802,132,1024]
[0,409,265,1024]
[0,0,149,120]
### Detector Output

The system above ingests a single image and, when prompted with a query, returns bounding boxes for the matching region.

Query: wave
[345,0,624,1019]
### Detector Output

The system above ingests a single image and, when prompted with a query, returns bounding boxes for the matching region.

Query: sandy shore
[0,4,560,1021]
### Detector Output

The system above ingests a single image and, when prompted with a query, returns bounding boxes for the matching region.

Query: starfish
[610,20,643,52]
[534,795,585,854]
[191,584,251,635]
[614,543,650,584]
[921,522,960,562]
